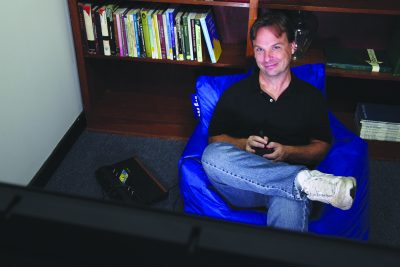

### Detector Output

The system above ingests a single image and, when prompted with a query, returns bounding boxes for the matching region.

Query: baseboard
[29,112,86,188]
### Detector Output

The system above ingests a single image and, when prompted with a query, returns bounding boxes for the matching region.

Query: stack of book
[355,102,400,142]
[78,2,222,63]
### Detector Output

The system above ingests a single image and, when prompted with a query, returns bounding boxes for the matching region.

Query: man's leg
[202,142,306,202]
[266,196,310,232]
[201,142,309,231]
[202,142,357,213]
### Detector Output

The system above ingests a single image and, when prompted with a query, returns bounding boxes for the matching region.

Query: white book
[98,7,111,56]
[83,4,95,43]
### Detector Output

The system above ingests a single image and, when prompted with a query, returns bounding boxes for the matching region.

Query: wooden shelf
[135,0,250,8]
[260,0,400,15]
[290,48,400,82]
[87,91,196,139]
[84,43,249,68]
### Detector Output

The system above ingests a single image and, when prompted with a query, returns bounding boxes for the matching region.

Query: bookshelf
[68,0,400,160]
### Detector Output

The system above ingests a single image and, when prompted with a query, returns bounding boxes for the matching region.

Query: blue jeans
[201,142,311,232]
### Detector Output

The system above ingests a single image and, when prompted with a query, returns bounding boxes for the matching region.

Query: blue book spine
[133,11,141,57]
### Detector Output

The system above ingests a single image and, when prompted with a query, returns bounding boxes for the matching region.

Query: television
[1,182,399,267]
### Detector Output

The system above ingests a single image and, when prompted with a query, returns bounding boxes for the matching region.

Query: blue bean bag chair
[178,64,369,240]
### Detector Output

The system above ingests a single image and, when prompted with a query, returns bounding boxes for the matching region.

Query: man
[201,11,356,232]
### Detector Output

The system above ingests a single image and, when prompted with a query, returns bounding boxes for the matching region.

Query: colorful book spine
[153,10,162,59]
[121,9,130,57]
[167,7,178,60]
[114,8,126,57]
[132,9,141,57]
[195,13,203,62]
[175,11,185,61]
[157,9,167,59]
[98,6,111,56]
[140,8,152,58]
[81,2,96,54]
[190,12,197,61]
[187,12,196,60]
[126,9,137,57]
[147,9,157,59]
[162,10,171,60]
[105,4,118,56]
[137,9,146,58]
[200,10,222,63]
[112,9,120,56]
[182,12,190,60]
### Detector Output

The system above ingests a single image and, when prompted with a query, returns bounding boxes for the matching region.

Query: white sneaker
[296,170,356,210]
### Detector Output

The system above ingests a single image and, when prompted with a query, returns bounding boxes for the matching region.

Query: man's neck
[259,70,291,100]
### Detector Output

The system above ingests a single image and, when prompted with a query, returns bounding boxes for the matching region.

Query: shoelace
[303,176,339,197]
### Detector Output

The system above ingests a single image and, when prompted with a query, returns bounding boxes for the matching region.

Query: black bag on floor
[95,156,168,205]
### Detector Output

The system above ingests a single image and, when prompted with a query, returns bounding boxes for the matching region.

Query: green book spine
[182,11,190,60]
[140,9,152,58]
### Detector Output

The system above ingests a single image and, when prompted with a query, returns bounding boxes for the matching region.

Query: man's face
[253,26,295,78]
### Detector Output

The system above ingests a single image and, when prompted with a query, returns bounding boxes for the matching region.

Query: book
[162,10,170,60]
[182,11,191,60]
[166,6,178,60]
[120,8,130,57]
[194,12,204,62]
[97,6,112,55]
[105,4,119,56]
[356,102,400,124]
[324,47,393,73]
[126,9,137,57]
[199,9,222,63]
[147,8,157,59]
[140,8,152,58]
[355,102,400,142]
[81,2,96,54]
[137,8,147,58]
[187,12,197,60]
[113,7,128,57]
[387,19,400,76]
[175,10,185,60]
[152,9,162,59]
[93,5,105,55]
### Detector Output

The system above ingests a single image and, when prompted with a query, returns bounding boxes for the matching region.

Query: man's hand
[246,135,269,153]
[263,139,330,165]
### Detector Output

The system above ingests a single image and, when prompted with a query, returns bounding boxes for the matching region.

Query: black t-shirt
[208,70,332,146]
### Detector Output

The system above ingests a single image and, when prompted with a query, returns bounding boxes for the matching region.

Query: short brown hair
[250,11,294,43]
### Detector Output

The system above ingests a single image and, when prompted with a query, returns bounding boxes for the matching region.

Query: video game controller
[255,130,274,156]
[254,145,274,156]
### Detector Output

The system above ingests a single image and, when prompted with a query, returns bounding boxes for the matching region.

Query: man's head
[250,11,296,78]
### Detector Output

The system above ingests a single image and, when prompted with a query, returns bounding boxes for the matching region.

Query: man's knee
[202,142,229,163]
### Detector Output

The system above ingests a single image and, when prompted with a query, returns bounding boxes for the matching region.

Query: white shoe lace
[302,176,339,198]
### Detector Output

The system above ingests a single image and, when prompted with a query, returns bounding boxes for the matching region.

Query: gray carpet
[44,130,400,249]
[44,131,187,212]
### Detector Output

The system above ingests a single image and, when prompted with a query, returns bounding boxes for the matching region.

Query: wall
[0,0,82,185]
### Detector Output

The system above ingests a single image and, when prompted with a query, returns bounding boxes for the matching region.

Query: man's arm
[264,139,330,166]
